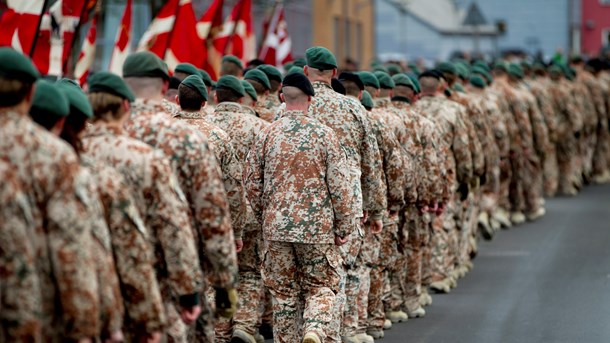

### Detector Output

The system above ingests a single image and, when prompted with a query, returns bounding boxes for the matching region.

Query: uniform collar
[174,110,204,119]
[215,102,243,113]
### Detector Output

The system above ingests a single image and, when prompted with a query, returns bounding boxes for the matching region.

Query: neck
[419,91,437,98]
[309,77,331,85]
[0,102,29,116]
[285,104,308,112]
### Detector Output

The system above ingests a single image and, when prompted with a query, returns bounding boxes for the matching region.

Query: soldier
[83,71,205,343]
[163,62,200,115]
[56,78,167,341]
[257,64,283,120]
[339,72,411,341]
[29,80,125,342]
[0,160,41,342]
[201,75,269,343]
[0,48,100,342]
[304,47,386,343]
[121,52,238,342]
[414,70,473,294]
[221,55,245,78]
[585,58,610,183]
[243,72,357,343]
[244,69,276,122]
[198,69,217,116]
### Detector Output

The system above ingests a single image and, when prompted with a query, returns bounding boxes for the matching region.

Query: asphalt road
[380,184,610,343]
[263,184,610,343]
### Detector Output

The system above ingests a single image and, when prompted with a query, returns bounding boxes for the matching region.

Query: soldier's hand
[235,239,244,253]
[215,287,238,319]
[361,211,369,225]
[335,235,349,246]
[370,219,383,234]
[180,305,201,324]
[436,203,445,215]
[145,332,162,343]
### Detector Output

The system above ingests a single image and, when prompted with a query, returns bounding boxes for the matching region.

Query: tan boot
[430,280,451,294]
[478,211,493,240]
[304,332,322,343]
[232,329,257,343]
[406,306,426,318]
[383,319,392,330]
[355,333,374,343]
[510,211,526,225]
[526,207,545,221]
[386,310,408,323]
[367,329,384,339]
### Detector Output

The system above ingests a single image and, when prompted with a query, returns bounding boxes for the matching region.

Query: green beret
[287,66,304,75]
[508,63,524,79]
[473,60,491,72]
[241,80,257,101]
[31,80,69,118]
[452,83,465,93]
[438,61,457,75]
[520,60,532,70]
[373,71,395,89]
[469,75,486,89]
[472,66,493,84]
[532,63,546,72]
[216,75,245,96]
[455,63,470,79]
[386,64,402,75]
[392,74,414,89]
[181,75,208,101]
[305,46,337,71]
[257,64,283,82]
[88,71,135,102]
[197,69,215,87]
[0,47,40,83]
[56,79,93,118]
[493,61,508,72]
[175,63,199,76]
[361,90,374,110]
[123,51,169,80]
[222,55,243,69]
[244,69,271,90]
[283,62,294,71]
[407,73,420,93]
[372,65,389,73]
[358,71,380,89]
[408,63,421,75]
[548,65,563,75]
[293,58,307,68]
[282,72,315,96]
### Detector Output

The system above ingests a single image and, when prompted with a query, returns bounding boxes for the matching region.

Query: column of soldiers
[2,43,610,343]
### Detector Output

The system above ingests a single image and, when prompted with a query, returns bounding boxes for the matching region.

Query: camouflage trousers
[481,166,501,215]
[215,230,264,342]
[430,198,458,282]
[262,241,343,343]
[542,145,559,197]
[557,137,579,194]
[579,129,597,181]
[498,158,513,212]
[166,302,188,343]
[522,155,544,216]
[403,209,429,312]
[186,293,215,343]
[367,218,400,331]
[458,187,479,267]
[592,121,610,179]
[509,154,526,213]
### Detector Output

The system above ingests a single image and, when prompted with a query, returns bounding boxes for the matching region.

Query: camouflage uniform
[0,111,100,341]
[80,156,166,337]
[243,109,357,343]
[308,82,385,340]
[202,102,269,341]
[578,69,608,182]
[592,73,610,182]
[0,160,41,342]
[126,99,238,342]
[83,123,203,343]
[252,96,277,122]
[163,98,180,116]
[413,95,473,284]
[572,72,598,183]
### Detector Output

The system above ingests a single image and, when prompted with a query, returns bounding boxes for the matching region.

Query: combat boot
[526,207,545,221]
[254,333,265,343]
[419,289,433,306]
[478,211,494,240]
[355,332,375,343]
[510,211,526,225]
[429,280,450,294]
[386,310,408,323]
[367,329,384,339]
[231,329,257,343]
[383,319,392,330]
[341,335,361,343]
[406,306,426,318]
[490,216,501,231]
[494,208,512,228]
[304,332,322,343]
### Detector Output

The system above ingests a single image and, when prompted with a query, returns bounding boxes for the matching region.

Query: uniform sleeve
[0,174,41,342]
[326,131,357,238]
[358,111,387,220]
[462,105,485,178]
[46,159,100,340]
[100,170,166,334]
[451,111,473,184]
[527,99,551,159]
[418,120,448,205]
[374,119,407,212]
[218,139,249,240]
[243,132,266,226]
[149,154,204,297]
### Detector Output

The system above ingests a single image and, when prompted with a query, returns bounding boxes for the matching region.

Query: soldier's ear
[175,95,180,106]
[303,65,309,76]
[201,101,206,109]
[358,90,363,100]
[162,80,169,95]
[280,93,285,103]
[332,68,338,78]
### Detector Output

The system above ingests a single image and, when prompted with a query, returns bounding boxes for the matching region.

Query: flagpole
[257,0,280,56]
[223,0,245,55]
[63,0,98,76]
[29,0,51,58]
[258,0,282,60]
[162,0,182,60]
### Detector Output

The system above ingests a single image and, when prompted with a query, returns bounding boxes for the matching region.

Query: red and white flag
[258,5,293,69]
[0,0,46,54]
[30,0,90,76]
[164,0,206,71]
[136,0,179,58]
[108,0,132,75]
[197,0,223,80]
[74,15,97,86]
[213,0,255,65]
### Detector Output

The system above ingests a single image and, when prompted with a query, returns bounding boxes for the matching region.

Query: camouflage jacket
[244,110,357,243]
[309,81,386,220]
[83,123,203,301]
[578,70,606,129]
[518,83,551,159]
[413,95,473,187]
[572,74,598,132]
[548,79,582,139]
[448,92,486,178]
[252,96,277,122]
[162,98,180,116]
[0,111,99,341]
[529,78,560,143]
[392,99,448,204]
[80,155,166,333]
[0,160,41,342]
[126,99,237,289]
[174,110,250,239]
